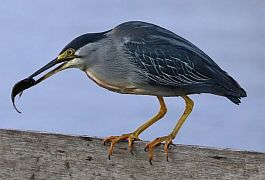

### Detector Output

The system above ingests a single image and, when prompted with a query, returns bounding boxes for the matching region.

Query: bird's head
[11,31,110,113]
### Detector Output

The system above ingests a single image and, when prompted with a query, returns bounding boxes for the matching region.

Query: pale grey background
[1,1,264,152]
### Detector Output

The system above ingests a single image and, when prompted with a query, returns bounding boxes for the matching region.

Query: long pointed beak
[11,58,69,113]
[28,58,59,79]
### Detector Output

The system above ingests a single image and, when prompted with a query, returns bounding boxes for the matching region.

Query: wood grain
[0,129,264,179]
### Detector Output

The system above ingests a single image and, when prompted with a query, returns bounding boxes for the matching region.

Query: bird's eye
[66,48,75,56]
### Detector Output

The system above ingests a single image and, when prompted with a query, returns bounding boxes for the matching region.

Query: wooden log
[0,129,264,179]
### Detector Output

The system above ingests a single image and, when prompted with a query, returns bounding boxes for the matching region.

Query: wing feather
[124,41,212,87]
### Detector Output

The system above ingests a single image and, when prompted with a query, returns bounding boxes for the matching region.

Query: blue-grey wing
[123,41,212,88]
[116,21,245,99]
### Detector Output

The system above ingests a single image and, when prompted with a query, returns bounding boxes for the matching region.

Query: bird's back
[112,21,246,104]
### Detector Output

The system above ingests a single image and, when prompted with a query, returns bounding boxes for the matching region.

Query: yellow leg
[103,96,167,158]
[145,95,194,163]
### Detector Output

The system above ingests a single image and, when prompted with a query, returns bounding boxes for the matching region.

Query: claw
[144,147,148,152]
[171,144,177,147]
[149,158,153,165]
[103,133,139,159]
[105,133,174,164]
[130,149,134,155]
[144,135,174,163]
[103,140,107,146]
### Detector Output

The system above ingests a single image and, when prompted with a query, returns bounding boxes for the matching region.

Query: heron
[11,21,247,164]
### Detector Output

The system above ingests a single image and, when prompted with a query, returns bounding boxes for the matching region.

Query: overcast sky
[0,0,264,152]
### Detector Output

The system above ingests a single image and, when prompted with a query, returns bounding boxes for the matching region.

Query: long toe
[103,133,140,158]
[145,135,174,164]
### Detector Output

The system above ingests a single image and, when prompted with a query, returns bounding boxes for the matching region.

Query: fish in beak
[11,48,76,113]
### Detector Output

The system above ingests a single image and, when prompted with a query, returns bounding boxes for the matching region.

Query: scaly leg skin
[103,96,167,159]
[145,95,194,164]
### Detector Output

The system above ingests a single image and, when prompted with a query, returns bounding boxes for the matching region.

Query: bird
[11,21,247,164]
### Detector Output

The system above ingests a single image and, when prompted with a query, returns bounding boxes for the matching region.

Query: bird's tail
[212,69,247,105]
[225,88,247,105]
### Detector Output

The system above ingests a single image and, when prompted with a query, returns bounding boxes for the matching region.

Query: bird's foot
[144,134,174,164]
[103,133,140,159]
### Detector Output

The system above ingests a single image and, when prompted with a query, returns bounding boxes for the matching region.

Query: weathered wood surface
[0,129,264,180]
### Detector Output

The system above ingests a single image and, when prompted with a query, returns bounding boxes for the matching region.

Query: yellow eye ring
[66,48,75,56]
